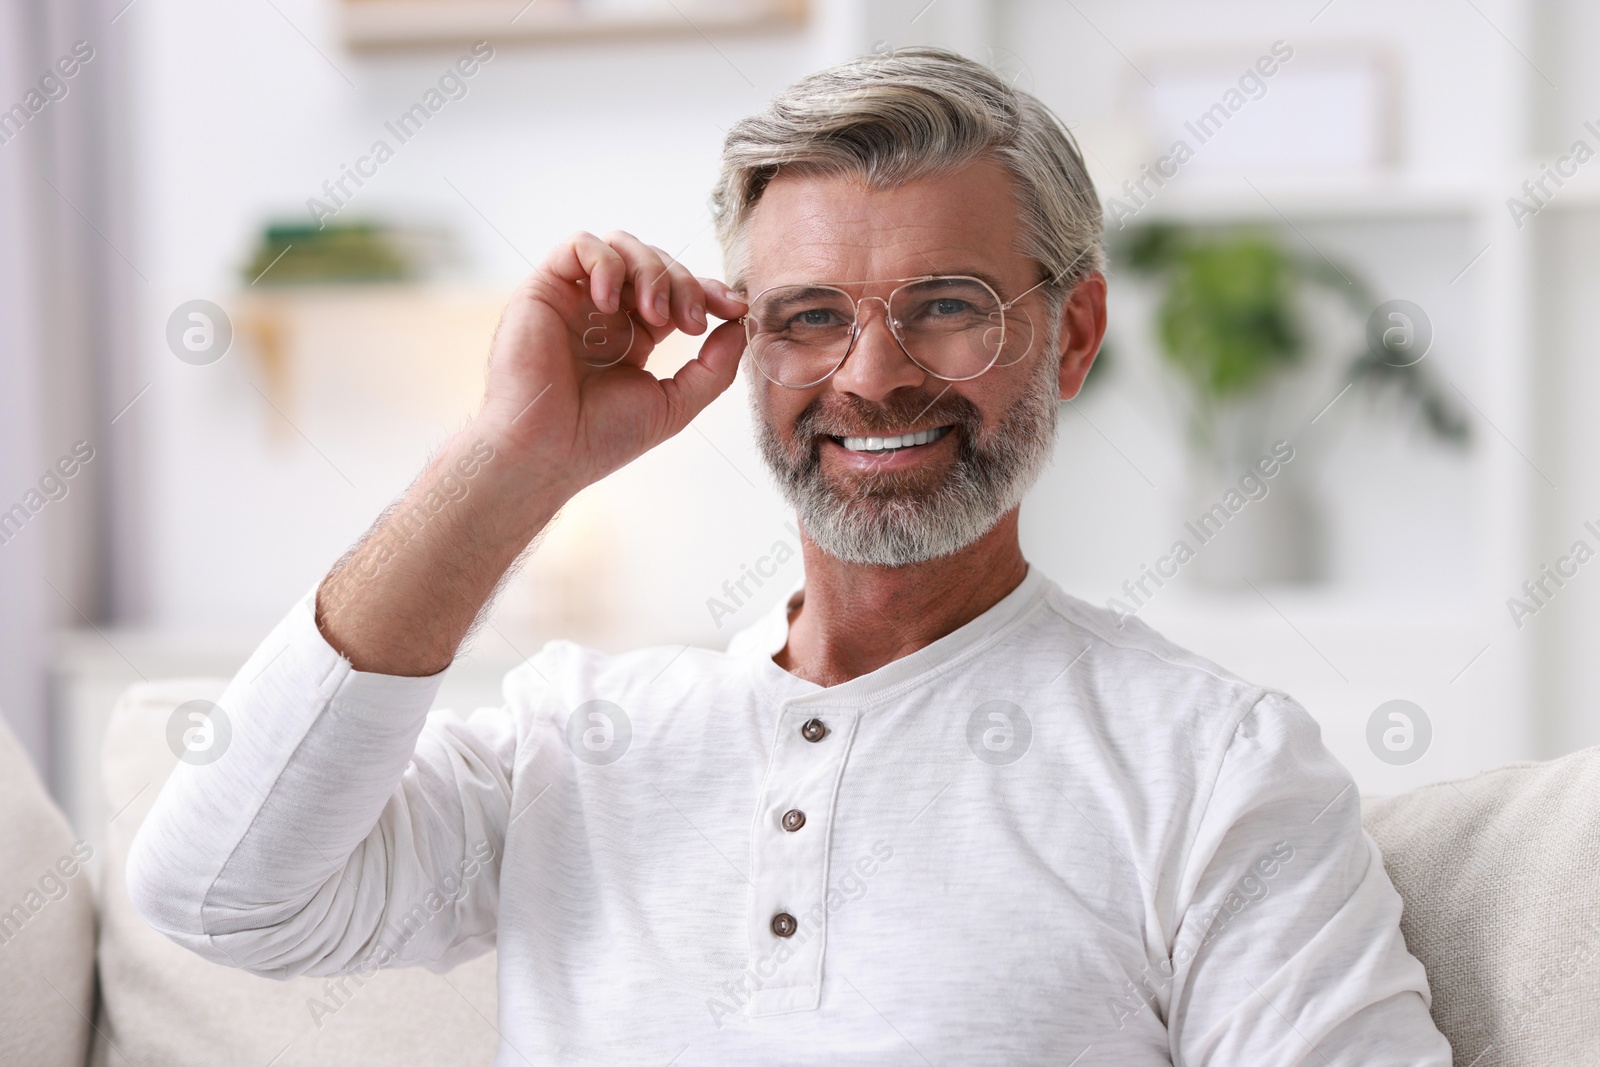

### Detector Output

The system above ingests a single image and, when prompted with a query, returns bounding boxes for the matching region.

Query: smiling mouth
[828,425,953,454]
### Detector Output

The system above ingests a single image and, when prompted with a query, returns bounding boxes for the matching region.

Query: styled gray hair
[711,45,1104,296]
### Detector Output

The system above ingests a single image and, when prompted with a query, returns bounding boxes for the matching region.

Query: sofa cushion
[1363,745,1600,1066]
[93,680,501,1067]
[0,712,96,1067]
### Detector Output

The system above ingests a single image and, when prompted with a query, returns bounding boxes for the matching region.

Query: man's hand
[315,231,747,676]
[479,230,749,492]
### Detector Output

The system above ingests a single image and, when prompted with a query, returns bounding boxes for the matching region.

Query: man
[129,47,1450,1064]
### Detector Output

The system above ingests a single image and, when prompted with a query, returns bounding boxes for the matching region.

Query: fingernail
[653,294,669,320]
[691,304,706,325]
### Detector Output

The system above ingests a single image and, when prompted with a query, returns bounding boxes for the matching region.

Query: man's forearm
[316,421,571,676]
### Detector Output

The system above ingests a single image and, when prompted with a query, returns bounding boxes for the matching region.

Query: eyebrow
[932,267,1009,293]
[753,268,1016,295]
[767,285,851,301]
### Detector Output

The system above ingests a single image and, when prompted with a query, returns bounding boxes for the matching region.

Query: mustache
[792,388,983,440]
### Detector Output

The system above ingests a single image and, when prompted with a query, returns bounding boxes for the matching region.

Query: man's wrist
[312,420,577,675]
[463,413,587,511]
[447,417,579,532]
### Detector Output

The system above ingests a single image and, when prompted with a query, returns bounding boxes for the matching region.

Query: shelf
[1106,161,1600,225]
[1129,591,1525,795]
[342,0,807,50]
[229,284,506,431]
[1111,172,1491,226]
[1516,157,1600,212]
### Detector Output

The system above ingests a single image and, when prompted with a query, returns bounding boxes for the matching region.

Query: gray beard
[751,350,1062,567]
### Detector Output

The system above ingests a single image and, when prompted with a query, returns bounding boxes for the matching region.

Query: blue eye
[789,308,846,329]
[931,298,970,315]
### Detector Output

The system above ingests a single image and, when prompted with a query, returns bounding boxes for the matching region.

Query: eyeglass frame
[737,272,1056,389]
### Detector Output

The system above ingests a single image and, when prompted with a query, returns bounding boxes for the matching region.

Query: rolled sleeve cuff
[253,584,450,728]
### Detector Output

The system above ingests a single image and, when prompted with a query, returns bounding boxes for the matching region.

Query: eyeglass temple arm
[1000,273,1062,311]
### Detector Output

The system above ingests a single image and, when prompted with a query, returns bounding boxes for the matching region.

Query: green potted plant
[1112,222,1469,584]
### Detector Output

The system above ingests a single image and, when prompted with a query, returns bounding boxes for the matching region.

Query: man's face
[741,158,1082,567]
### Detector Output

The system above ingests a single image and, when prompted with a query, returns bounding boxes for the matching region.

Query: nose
[830,297,926,403]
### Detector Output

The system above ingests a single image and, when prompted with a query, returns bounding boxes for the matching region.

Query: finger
[618,267,699,348]
[659,319,746,433]
[579,300,652,371]
[543,232,628,314]
[615,283,675,355]
[646,245,709,336]
[605,231,674,328]
[697,277,749,321]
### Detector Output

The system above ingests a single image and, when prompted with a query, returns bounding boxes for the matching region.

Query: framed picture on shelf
[1122,43,1399,179]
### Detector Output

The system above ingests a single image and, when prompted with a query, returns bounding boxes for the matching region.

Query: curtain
[0,0,139,787]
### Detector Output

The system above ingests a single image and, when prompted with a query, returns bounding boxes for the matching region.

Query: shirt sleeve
[1164,691,1452,1066]
[125,589,521,979]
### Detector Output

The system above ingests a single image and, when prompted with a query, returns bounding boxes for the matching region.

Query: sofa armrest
[0,710,95,1067]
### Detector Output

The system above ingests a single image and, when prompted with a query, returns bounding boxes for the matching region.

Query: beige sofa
[2,680,1596,1065]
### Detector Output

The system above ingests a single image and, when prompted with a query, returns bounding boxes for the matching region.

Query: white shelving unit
[1017,165,1543,794]
[994,0,1550,794]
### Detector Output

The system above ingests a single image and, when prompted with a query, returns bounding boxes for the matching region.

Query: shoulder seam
[1040,587,1267,700]
[1170,691,1285,937]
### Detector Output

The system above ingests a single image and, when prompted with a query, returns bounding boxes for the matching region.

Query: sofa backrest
[92,680,501,1067]
[1363,746,1600,1065]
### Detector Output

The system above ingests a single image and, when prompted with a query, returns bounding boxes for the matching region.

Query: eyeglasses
[739,274,1050,389]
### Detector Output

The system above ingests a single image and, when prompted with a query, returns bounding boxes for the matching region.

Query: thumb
[660,319,745,432]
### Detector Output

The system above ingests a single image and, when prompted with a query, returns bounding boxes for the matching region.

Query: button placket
[744,705,860,1017]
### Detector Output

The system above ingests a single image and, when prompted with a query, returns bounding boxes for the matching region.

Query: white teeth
[838,426,950,453]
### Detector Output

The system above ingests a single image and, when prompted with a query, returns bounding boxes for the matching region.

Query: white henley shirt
[127,565,1451,1065]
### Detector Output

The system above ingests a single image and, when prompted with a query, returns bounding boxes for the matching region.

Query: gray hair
[710,45,1104,298]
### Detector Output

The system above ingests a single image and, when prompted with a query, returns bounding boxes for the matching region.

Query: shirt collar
[725,563,1049,705]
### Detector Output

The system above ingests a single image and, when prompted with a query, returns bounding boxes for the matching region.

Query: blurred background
[2,0,1596,836]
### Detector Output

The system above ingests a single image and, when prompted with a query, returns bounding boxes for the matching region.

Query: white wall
[1526,0,1600,757]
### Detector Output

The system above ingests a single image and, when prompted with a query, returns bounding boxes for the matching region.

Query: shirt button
[771,912,798,938]
[801,718,827,742]
[781,809,806,832]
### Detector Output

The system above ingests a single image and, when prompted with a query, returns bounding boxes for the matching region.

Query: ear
[1056,272,1108,400]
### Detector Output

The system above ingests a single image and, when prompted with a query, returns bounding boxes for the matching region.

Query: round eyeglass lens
[886,277,1009,381]
[745,285,857,387]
